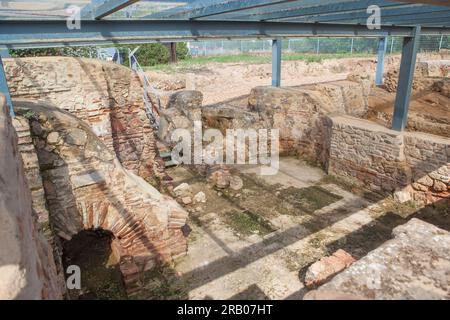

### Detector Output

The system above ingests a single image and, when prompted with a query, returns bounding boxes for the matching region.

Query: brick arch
[14,100,188,292]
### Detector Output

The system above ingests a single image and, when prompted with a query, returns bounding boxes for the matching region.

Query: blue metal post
[0,48,10,58]
[376,37,387,86]
[392,26,421,132]
[272,38,281,87]
[0,55,14,117]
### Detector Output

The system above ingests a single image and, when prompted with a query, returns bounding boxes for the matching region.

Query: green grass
[145,52,374,73]
[224,210,276,236]
[280,186,343,214]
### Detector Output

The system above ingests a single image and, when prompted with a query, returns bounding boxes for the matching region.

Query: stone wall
[4,57,163,180]
[247,86,334,166]
[200,79,369,168]
[14,100,188,293]
[328,116,409,193]
[404,132,450,203]
[328,115,450,203]
[0,95,62,299]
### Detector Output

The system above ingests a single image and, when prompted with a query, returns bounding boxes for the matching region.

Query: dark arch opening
[62,228,127,300]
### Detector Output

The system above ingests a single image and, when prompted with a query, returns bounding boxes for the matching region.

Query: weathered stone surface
[394,189,412,203]
[304,249,356,289]
[328,115,450,203]
[70,171,105,189]
[209,169,231,189]
[247,86,333,166]
[65,128,87,146]
[305,219,450,300]
[0,95,62,299]
[328,115,407,193]
[181,196,193,205]
[229,175,244,191]
[167,90,203,120]
[173,183,192,197]
[193,191,207,203]
[46,132,60,145]
[158,90,203,144]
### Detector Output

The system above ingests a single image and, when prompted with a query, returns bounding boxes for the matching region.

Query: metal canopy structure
[0,0,449,130]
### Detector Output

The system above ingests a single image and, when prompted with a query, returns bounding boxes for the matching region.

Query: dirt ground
[136,157,449,300]
[368,87,450,137]
[147,52,448,108]
[147,57,378,106]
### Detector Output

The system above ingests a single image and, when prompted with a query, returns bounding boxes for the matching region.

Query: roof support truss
[279,5,450,23]
[272,38,282,87]
[82,0,140,20]
[3,20,446,50]
[0,55,14,117]
[392,26,421,131]
[376,37,387,86]
[201,0,404,21]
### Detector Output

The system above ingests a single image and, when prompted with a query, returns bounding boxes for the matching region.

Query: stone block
[70,171,105,189]
[304,249,356,289]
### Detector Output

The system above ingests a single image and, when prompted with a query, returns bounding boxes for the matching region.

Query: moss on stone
[280,186,343,214]
[223,209,275,237]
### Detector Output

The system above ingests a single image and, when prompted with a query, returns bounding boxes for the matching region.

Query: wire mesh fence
[188,35,449,57]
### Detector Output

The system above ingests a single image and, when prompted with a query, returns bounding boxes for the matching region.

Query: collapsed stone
[193,191,207,203]
[304,249,356,289]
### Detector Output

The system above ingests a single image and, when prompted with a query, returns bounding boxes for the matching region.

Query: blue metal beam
[281,5,449,23]
[272,38,281,87]
[392,26,421,131]
[0,55,14,117]
[2,20,442,50]
[376,37,387,86]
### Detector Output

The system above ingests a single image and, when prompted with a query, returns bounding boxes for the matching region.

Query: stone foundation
[329,115,449,203]
[0,95,62,299]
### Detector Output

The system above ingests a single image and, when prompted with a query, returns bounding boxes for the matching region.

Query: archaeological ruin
[0,0,449,302]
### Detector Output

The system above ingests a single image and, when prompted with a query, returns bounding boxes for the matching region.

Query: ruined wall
[404,132,450,203]
[14,100,188,293]
[4,57,162,180]
[0,95,62,299]
[158,90,203,144]
[328,116,409,193]
[199,81,448,203]
[328,115,450,203]
[247,86,333,166]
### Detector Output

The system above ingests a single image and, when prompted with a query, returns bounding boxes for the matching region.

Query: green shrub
[9,42,190,67]
[127,42,190,66]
